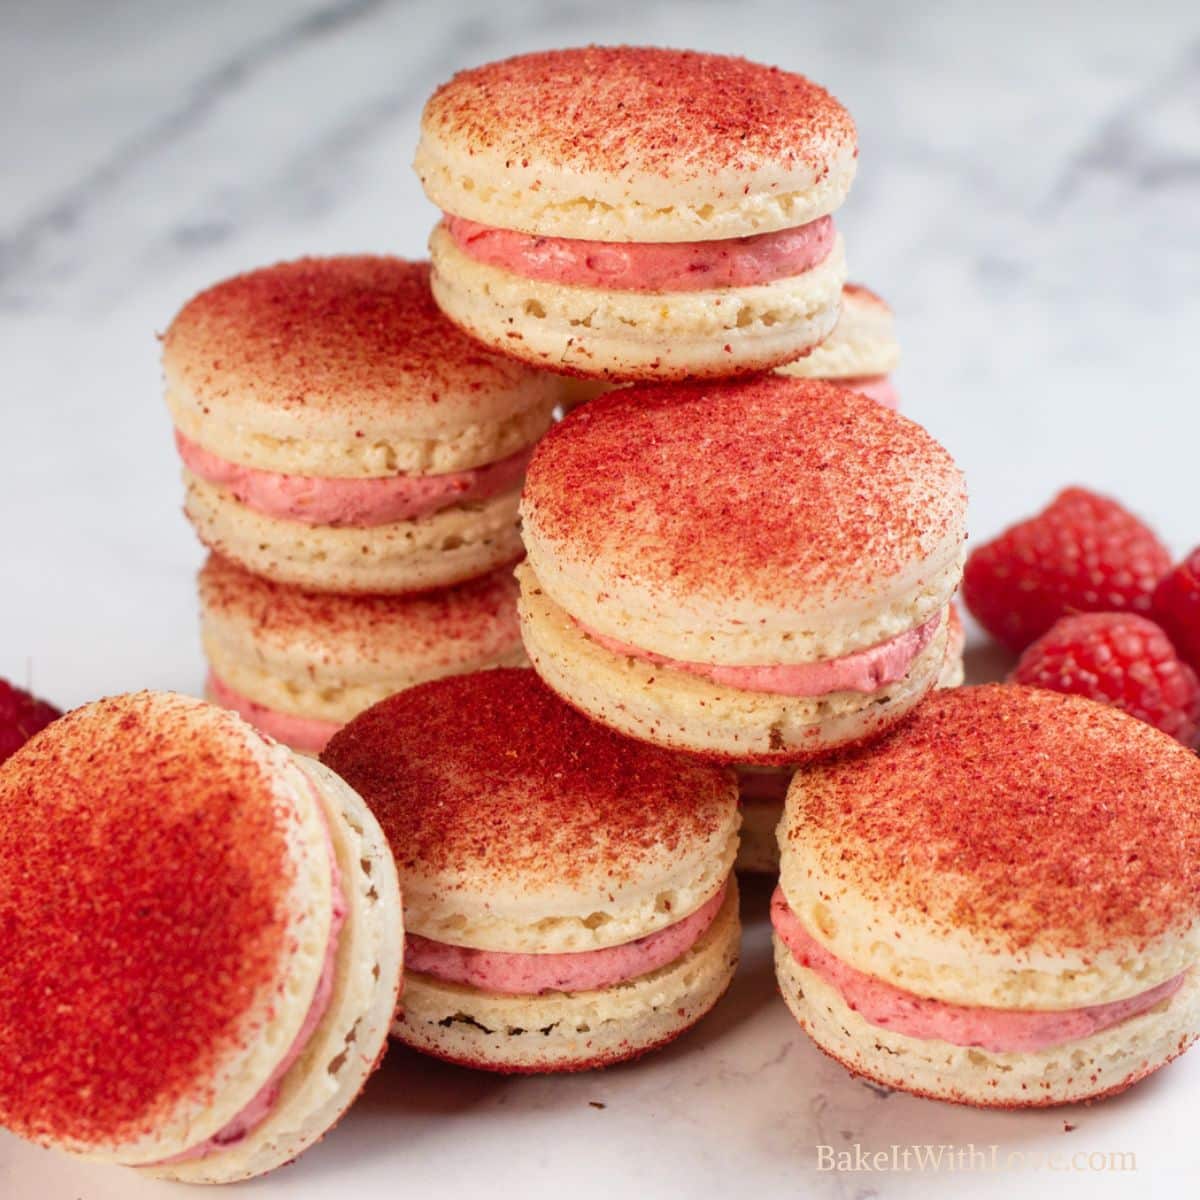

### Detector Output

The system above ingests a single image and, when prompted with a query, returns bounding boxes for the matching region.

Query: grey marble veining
[2,3,1199,1197]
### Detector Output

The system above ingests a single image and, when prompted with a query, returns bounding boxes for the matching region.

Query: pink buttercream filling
[406,882,728,996]
[577,610,943,698]
[444,214,836,293]
[208,672,340,755]
[834,375,899,410]
[176,430,530,528]
[158,786,347,1163]
[770,888,1186,1054]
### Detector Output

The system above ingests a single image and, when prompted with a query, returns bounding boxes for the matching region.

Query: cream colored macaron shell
[399,883,739,1072]
[776,937,1200,1108]
[163,257,556,478]
[199,553,526,750]
[428,221,847,381]
[415,46,857,241]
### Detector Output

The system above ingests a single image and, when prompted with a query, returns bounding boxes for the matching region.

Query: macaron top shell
[199,553,520,674]
[521,376,966,663]
[163,256,559,476]
[0,692,336,1163]
[416,46,857,241]
[321,668,739,954]
[780,685,1200,1007]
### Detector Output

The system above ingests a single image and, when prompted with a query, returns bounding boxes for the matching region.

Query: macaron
[199,553,526,755]
[773,684,1200,1107]
[733,601,968,875]
[416,47,855,381]
[779,282,900,408]
[518,375,967,761]
[321,668,741,1073]
[0,691,403,1183]
[163,256,559,593]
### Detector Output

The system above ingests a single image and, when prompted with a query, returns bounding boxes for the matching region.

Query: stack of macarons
[5,42,1200,1199]
[0,691,403,1181]
[163,255,563,750]
[322,668,741,1072]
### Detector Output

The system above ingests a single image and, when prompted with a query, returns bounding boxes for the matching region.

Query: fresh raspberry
[0,679,62,766]
[1012,612,1200,746]
[963,487,1171,653]
[1153,547,1200,674]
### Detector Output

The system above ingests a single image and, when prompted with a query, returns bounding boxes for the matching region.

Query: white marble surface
[2,1,1199,1196]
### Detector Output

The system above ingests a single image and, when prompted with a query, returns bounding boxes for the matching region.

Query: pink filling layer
[771,889,1185,1053]
[208,672,340,755]
[176,431,530,528]
[579,611,943,698]
[834,375,899,410]
[160,790,347,1163]
[444,215,836,292]
[406,883,727,995]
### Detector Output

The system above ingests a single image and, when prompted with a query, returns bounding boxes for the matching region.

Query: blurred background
[3,0,1198,704]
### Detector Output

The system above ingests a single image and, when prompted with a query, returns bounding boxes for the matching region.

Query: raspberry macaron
[322,668,741,1073]
[416,47,854,381]
[779,282,900,408]
[163,256,559,593]
[519,376,967,761]
[199,553,525,755]
[0,691,402,1183]
[773,685,1200,1107]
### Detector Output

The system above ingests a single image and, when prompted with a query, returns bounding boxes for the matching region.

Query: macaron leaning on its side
[773,685,1200,1107]
[416,47,855,381]
[200,553,526,755]
[322,668,741,1073]
[518,375,967,762]
[163,256,560,593]
[0,691,403,1183]
[778,282,901,408]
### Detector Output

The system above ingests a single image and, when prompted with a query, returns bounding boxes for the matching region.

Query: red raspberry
[1012,612,1200,746]
[1153,547,1200,674]
[963,487,1171,653]
[0,679,62,766]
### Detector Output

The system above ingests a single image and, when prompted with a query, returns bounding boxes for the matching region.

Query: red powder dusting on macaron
[163,257,538,417]
[789,685,1200,955]
[0,693,297,1148]
[321,668,734,886]
[200,553,521,668]
[422,47,856,183]
[523,375,965,608]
